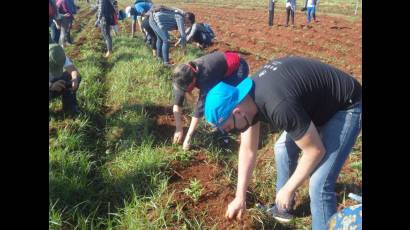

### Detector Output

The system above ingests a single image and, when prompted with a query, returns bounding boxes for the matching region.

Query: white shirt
[285,0,296,10]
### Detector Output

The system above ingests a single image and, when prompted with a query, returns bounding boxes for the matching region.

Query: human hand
[275,186,295,211]
[71,78,79,91]
[225,197,246,221]
[182,136,191,150]
[173,129,184,144]
[50,80,66,92]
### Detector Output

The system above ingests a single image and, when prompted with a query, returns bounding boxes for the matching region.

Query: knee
[309,176,335,203]
[274,141,287,158]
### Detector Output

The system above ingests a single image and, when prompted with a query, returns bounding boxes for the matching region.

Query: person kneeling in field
[204,56,362,230]
[172,51,249,150]
[175,12,215,49]
[49,44,81,117]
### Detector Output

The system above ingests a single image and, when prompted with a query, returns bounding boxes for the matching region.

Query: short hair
[184,12,195,24]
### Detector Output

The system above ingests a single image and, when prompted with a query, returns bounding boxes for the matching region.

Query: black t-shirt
[173,51,228,117]
[250,56,362,140]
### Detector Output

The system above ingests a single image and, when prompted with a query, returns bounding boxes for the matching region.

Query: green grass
[49,0,361,229]
[183,178,204,202]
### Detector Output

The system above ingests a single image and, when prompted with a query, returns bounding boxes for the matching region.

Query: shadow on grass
[111,52,138,63]
[49,155,169,227]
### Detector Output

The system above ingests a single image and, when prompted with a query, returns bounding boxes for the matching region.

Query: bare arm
[137,16,143,32]
[275,122,326,210]
[226,122,260,220]
[173,104,184,144]
[131,20,136,37]
[182,116,200,150]
[236,121,260,199]
[186,23,198,42]
[65,65,80,91]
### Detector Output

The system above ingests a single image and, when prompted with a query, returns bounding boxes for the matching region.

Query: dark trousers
[49,72,80,113]
[50,22,61,44]
[192,31,212,47]
[286,7,295,25]
[268,2,275,26]
[100,17,113,52]
[142,17,157,50]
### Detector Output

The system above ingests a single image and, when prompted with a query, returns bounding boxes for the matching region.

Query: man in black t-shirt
[204,56,362,230]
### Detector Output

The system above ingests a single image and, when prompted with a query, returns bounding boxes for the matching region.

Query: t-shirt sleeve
[273,100,311,141]
[173,88,185,107]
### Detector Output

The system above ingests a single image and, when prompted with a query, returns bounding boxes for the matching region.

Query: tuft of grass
[183,178,204,203]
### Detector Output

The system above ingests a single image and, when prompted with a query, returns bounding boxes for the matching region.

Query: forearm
[173,104,183,131]
[186,25,196,42]
[235,122,260,199]
[283,149,325,192]
[131,21,136,36]
[137,16,143,32]
[236,146,257,199]
[186,116,200,139]
[175,16,186,46]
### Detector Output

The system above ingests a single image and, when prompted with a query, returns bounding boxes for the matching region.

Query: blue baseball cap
[205,77,253,127]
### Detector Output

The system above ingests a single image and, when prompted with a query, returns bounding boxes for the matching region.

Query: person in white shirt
[285,0,296,27]
[305,0,318,24]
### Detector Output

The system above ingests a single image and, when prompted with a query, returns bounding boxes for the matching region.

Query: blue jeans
[59,16,73,45]
[274,102,362,230]
[307,6,316,23]
[149,17,170,64]
[50,22,61,44]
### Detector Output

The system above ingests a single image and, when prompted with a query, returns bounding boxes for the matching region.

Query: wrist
[235,190,247,201]
[282,183,297,194]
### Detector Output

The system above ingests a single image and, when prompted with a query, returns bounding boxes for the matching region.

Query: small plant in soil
[175,149,193,166]
[183,178,204,203]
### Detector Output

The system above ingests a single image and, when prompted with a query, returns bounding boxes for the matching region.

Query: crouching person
[204,56,362,230]
[176,12,215,49]
[49,44,81,116]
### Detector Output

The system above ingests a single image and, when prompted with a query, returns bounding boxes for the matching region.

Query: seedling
[183,178,204,203]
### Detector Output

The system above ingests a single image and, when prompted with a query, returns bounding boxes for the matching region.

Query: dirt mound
[185,5,362,80]
[169,153,255,229]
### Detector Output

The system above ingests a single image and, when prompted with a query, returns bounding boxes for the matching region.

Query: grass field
[49,1,362,229]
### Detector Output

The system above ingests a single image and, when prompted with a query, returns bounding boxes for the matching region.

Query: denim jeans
[149,16,170,64]
[59,16,73,46]
[307,6,316,23]
[274,102,362,230]
[50,22,61,44]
